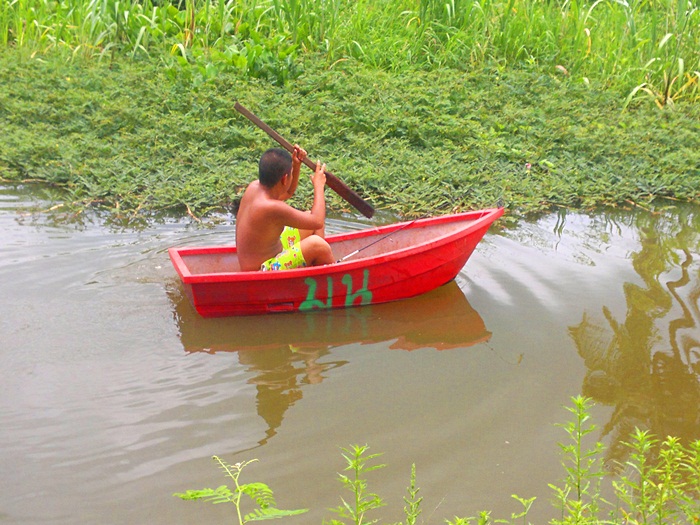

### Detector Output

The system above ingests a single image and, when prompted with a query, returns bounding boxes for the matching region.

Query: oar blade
[234,102,375,218]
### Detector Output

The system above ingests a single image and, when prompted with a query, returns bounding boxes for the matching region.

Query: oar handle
[234,102,375,218]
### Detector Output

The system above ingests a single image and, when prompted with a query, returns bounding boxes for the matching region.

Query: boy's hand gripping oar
[234,102,375,219]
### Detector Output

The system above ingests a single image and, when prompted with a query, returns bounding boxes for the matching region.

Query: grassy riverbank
[2,48,698,221]
[1,0,699,221]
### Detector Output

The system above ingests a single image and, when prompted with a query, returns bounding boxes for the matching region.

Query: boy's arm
[272,160,327,231]
[308,160,327,223]
[281,145,306,199]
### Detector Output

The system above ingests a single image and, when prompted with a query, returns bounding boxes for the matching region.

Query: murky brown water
[1,184,698,524]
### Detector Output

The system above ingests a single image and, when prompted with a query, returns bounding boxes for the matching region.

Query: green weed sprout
[326,445,423,525]
[613,431,700,525]
[446,494,536,525]
[173,456,308,524]
[327,444,387,525]
[402,463,422,525]
[548,395,606,524]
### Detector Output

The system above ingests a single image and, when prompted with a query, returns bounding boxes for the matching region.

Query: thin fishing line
[337,220,416,263]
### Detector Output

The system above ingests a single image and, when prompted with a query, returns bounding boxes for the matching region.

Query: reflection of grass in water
[175,397,700,524]
[570,206,700,465]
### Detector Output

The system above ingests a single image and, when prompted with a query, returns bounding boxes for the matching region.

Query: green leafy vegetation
[173,456,308,524]
[328,445,387,525]
[178,398,700,524]
[2,0,699,99]
[0,1,699,221]
[1,48,698,222]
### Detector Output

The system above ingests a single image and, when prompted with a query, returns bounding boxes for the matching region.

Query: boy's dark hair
[258,148,292,188]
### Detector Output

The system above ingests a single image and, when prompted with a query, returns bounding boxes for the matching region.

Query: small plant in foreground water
[613,431,700,525]
[327,444,387,525]
[446,494,536,525]
[402,463,422,525]
[175,397,700,524]
[548,395,606,524]
[173,456,308,524]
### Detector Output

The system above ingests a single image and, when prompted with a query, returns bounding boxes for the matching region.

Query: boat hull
[169,208,503,317]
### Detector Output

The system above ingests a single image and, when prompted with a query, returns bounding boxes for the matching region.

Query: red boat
[169,208,503,317]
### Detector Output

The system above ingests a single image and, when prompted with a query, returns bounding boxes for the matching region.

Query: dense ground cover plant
[176,397,700,524]
[1,48,698,222]
[1,1,699,221]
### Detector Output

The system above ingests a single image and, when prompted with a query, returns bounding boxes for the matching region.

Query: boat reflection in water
[170,279,490,353]
[168,280,491,444]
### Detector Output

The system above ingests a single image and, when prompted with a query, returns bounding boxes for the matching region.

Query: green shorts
[260,227,307,271]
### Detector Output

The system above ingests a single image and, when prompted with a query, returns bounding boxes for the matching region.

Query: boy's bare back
[235,181,290,271]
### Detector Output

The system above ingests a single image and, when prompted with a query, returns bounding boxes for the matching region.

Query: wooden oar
[234,102,375,219]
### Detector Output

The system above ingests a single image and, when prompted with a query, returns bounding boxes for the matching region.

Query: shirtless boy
[236,145,335,272]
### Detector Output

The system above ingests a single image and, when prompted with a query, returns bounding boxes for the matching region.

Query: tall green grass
[2,0,698,102]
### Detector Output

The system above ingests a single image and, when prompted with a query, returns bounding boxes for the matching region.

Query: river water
[1,184,698,524]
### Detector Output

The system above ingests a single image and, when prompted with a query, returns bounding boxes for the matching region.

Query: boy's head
[259,148,292,188]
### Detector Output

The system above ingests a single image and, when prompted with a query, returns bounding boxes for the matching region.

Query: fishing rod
[337,220,416,263]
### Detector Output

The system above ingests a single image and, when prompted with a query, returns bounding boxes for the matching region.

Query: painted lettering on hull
[300,270,372,311]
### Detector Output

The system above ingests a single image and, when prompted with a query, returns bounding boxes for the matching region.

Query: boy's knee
[302,235,333,264]
[309,234,329,248]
